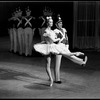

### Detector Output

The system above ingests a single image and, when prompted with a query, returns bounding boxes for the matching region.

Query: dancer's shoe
[82,56,88,66]
[54,81,62,84]
[50,80,53,87]
[75,52,84,56]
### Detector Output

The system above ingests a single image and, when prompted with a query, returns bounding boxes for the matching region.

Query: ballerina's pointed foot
[50,80,53,87]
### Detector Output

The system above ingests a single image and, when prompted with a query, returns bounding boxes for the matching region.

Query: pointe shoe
[84,56,88,63]
[82,64,86,67]
[50,80,53,87]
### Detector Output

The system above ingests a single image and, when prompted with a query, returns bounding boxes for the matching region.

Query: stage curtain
[73,1,100,51]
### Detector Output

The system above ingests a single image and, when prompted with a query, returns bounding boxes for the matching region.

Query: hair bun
[46,16,52,20]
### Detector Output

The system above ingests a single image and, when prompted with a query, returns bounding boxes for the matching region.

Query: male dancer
[23,7,35,56]
[8,12,15,52]
[38,7,53,42]
[16,7,24,55]
[13,9,19,54]
[8,9,19,53]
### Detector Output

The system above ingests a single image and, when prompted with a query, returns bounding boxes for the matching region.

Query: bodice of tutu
[43,29,57,44]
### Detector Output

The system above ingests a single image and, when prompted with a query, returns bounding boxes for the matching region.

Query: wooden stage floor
[0,36,100,99]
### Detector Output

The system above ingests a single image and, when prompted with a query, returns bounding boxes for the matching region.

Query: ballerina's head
[46,16,53,27]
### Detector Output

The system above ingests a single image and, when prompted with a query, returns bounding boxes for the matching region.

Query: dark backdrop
[0,1,73,49]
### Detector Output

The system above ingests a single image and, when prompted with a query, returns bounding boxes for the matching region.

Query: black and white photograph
[0,0,100,99]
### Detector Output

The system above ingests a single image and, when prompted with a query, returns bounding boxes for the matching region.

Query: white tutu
[34,42,70,55]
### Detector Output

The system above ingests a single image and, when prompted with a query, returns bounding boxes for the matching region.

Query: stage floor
[0,36,100,99]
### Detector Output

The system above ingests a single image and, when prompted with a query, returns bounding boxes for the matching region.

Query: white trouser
[13,28,18,53]
[17,28,24,55]
[54,55,62,81]
[38,27,46,41]
[8,28,14,51]
[24,27,33,56]
[64,54,84,65]
[62,45,85,65]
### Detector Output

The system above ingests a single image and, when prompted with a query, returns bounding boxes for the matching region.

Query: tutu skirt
[34,42,70,55]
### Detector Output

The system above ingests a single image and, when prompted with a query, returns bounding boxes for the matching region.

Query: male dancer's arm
[43,33,60,42]
[54,29,64,43]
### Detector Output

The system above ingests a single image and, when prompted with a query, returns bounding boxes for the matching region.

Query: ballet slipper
[82,56,88,66]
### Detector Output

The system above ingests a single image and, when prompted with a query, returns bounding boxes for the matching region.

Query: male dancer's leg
[21,29,24,55]
[54,54,62,83]
[63,53,87,65]
[59,45,88,65]
[31,28,35,53]
[9,28,14,51]
[18,28,23,55]
[13,28,17,53]
[24,28,29,56]
[28,28,33,56]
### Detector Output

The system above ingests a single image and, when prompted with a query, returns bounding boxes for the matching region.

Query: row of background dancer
[8,6,54,56]
[8,6,35,56]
